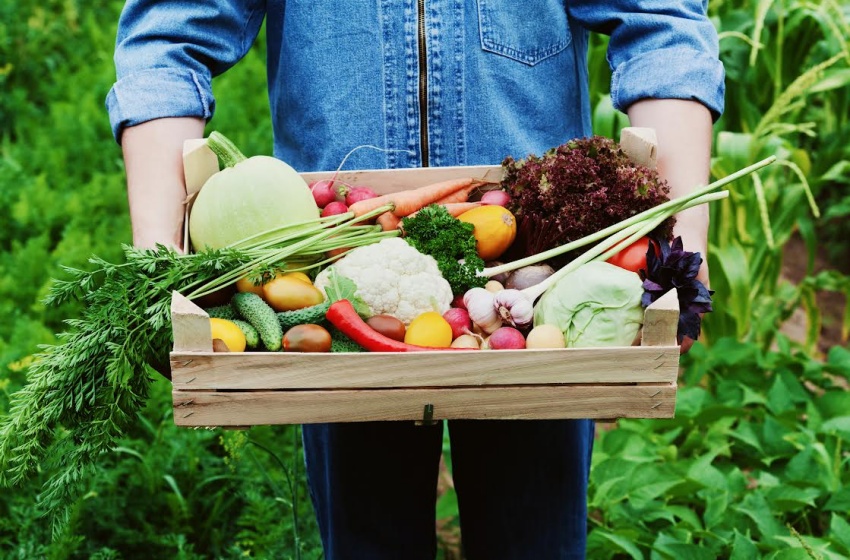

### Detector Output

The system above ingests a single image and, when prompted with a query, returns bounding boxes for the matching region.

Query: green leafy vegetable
[533,261,645,347]
[401,204,487,294]
[501,135,674,268]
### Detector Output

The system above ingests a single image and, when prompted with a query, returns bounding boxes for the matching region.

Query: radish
[443,307,472,340]
[309,180,338,208]
[345,186,378,206]
[321,201,349,217]
[487,327,526,350]
[480,190,511,206]
[451,294,466,309]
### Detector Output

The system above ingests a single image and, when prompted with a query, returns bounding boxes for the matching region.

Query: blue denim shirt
[107,0,724,172]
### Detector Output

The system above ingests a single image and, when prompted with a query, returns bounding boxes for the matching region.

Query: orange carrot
[405,202,482,220]
[433,182,482,204]
[348,177,488,218]
[376,211,401,231]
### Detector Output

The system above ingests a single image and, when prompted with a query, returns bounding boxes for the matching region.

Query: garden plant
[0,1,848,558]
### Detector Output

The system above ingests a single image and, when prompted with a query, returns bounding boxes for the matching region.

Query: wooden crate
[171,148,681,427]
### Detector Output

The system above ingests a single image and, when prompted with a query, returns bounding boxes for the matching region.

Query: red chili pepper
[326,300,462,352]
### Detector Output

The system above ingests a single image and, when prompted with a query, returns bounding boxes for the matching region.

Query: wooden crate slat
[172,383,676,426]
[171,345,680,390]
[300,165,504,196]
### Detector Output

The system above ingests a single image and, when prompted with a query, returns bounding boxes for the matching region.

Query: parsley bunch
[401,204,487,295]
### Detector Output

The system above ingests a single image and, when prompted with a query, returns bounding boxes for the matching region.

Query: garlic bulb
[463,287,502,334]
[493,289,534,329]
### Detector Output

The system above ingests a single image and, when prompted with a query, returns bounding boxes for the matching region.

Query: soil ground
[780,233,847,354]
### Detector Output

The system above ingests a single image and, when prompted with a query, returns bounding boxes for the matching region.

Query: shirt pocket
[476,0,571,66]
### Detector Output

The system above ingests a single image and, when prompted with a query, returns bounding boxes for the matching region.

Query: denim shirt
[107,0,724,172]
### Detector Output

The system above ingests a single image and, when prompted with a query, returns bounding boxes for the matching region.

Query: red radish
[309,180,338,208]
[345,186,378,206]
[480,190,511,206]
[443,307,472,340]
[451,294,466,309]
[487,326,526,350]
[321,201,349,217]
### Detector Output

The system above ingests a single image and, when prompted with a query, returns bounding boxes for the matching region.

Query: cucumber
[232,319,260,349]
[277,301,331,331]
[232,292,283,351]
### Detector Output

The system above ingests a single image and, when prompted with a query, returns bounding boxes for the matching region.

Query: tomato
[606,236,653,274]
[366,315,407,342]
[262,275,325,312]
[283,324,332,352]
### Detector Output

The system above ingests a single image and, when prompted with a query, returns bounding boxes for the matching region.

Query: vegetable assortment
[0,130,776,535]
[188,133,775,355]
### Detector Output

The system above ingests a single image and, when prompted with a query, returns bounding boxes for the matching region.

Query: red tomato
[606,237,652,273]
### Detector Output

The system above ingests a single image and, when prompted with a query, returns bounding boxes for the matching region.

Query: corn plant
[704,0,850,350]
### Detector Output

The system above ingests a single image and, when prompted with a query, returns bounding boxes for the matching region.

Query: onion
[485,261,510,285]
[484,280,504,293]
[451,334,481,349]
[443,307,472,340]
[505,264,555,290]
[487,326,526,350]
[480,190,511,206]
[525,324,566,349]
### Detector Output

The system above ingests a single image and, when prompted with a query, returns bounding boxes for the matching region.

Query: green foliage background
[0,1,848,558]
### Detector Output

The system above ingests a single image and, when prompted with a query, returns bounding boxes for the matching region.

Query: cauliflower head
[314,237,453,324]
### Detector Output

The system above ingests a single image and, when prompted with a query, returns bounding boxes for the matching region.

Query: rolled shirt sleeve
[106,1,265,142]
[568,0,725,120]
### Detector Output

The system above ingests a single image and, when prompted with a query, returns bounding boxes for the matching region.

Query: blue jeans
[302,419,594,560]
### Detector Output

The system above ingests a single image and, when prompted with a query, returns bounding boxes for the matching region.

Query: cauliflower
[314,237,453,324]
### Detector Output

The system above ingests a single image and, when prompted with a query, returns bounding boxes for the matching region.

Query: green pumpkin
[189,132,319,250]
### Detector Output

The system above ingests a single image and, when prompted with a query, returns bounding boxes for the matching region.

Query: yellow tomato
[263,275,325,312]
[209,318,247,352]
[282,271,313,284]
[235,275,266,297]
[404,312,453,348]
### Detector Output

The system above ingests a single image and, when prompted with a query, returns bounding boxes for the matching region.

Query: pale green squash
[189,132,319,250]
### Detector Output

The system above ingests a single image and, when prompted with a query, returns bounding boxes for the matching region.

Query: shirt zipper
[417,0,429,167]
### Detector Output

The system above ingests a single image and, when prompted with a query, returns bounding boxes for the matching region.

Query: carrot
[406,202,482,220]
[376,211,401,231]
[348,177,488,218]
[433,182,482,204]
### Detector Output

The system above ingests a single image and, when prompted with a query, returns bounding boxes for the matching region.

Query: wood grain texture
[171,291,212,352]
[641,288,680,347]
[172,383,676,426]
[300,165,504,196]
[171,345,680,390]
[619,127,658,169]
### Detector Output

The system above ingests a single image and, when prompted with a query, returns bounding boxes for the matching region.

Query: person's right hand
[120,117,206,252]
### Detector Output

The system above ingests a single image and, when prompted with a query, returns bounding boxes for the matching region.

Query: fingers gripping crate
[171,143,681,427]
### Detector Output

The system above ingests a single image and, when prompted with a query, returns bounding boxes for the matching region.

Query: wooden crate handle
[171,291,213,352]
[620,127,658,169]
[181,138,219,254]
[642,288,679,347]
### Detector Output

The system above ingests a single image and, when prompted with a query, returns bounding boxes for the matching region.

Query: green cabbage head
[533,261,644,347]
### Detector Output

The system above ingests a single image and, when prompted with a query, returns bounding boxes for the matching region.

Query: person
[108,2,724,558]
